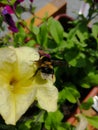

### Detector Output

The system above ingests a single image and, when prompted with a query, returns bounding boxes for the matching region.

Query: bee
[33,54,54,80]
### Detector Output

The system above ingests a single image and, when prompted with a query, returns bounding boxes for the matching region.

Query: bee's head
[40,54,51,62]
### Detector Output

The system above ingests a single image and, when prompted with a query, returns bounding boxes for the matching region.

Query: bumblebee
[33,55,54,80]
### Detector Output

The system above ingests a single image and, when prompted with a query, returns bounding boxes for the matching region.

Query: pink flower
[1,0,34,33]
[4,5,14,14]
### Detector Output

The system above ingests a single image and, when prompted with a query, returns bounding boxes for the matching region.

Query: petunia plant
[0,0,98,130]
[0,0,59,129]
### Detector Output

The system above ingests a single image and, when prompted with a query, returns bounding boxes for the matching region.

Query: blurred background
[33,0,83,18]
[1,0,97,36]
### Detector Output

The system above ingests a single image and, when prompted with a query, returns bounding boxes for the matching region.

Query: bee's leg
[29,69,39,80]
[33,68,40,77]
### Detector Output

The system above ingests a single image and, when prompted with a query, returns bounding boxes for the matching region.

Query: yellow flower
[0,46,58,125]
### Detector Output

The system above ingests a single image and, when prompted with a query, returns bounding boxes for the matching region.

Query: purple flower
[14,0,24,8]
[44,54,51,58]
[1,0,34,33]
[8,24,18,33]
[2,8,18,33]
[29,0,33,2]
[4,5,14,14]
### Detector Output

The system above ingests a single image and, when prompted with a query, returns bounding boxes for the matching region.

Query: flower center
[10,78,17,91]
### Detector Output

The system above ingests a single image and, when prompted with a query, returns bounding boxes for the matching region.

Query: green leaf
[14,31,26,46]
[65,50,86,67]
[64,40,74,49]
[18,111,45,130]
[92,23,98,42]
[36,23,48,46]
[80,82,91,88]
[32,26,39,35]
[30,122,42,130]
[15,6,25,17]
[45,110,64,130]
[26,40,36,47]
[18,121,42,130]
[33,110,45,123]
[18,123,29,130]
[30,6,36,14]
[13,24,26,46]
[76,30,86,43]
[86,116,98,129]
[80,70,98,88]
[0,16,3,26]
[85,0,93,5]
[76,22,89,42]
[58,123,75,130]
[59,85,80,103]
[30,18,35,29]
[83,71,98,86]
[0,124,17,130]
[80,97,94,110]
[48,18,64,44]
[64,87,80,103]
[67,25,78,40]
[0,0,16,5]
[17,119,34,130]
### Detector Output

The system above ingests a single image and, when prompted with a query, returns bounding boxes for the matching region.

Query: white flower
[76,114,88,130]
[0,46,58,125]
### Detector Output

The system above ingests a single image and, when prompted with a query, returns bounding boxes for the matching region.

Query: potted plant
[55,13,74,32]
[67,86,98,130]
[0,0,98,130]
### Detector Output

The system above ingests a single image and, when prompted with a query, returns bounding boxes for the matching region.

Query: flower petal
[0,47,39,125]
[0,47,16,80]
[0,47,16,124]
[4,5,14,14]
[2,10,18,33]
[0,79,37,125]
[12,46,40,80]
[35,76,58,112]
[0,81,16,125]
[15,82,37,123]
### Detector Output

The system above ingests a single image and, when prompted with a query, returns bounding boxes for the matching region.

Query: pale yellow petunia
[0,46,58,125]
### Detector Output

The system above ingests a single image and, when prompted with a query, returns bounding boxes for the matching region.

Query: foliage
[0,0,98,129]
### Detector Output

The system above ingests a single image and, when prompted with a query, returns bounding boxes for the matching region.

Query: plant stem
[77,98,83,114]
[35,110,45,124]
